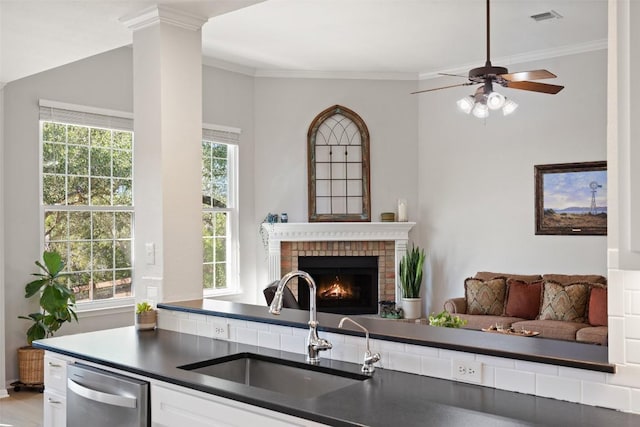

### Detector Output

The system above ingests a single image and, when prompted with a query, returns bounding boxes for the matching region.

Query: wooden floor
[0,388,43,427]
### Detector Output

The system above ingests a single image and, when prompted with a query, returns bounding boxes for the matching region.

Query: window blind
[39,100,133,131]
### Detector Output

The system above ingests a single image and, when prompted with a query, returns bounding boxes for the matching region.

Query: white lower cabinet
[151,383,328,427]
[43,390,66,427]
[43,352,72,427]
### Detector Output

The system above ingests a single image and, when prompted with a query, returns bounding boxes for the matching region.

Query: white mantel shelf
[262,221,416,242]
[263,222,416,302]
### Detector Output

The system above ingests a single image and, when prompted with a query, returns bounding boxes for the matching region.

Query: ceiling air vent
[530,10,563,22]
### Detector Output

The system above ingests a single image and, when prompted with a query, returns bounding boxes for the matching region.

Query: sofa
[443,272,608,345]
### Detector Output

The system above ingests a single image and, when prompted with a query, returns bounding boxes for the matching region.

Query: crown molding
[419,39,608,80]
[0,82,5,90]
[120,5,208,32]
[202,56,256,77]
[254,69,418,81]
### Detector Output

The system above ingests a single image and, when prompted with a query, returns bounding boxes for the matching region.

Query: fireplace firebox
[297,256,378,315]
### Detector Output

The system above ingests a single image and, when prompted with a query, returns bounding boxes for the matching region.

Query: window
[40,101,134,306]
[202,125,240,295]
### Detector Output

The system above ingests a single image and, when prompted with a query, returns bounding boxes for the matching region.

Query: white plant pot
[402,297,422,319]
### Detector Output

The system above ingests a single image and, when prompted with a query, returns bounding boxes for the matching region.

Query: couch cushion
[539,281,590,322]
[542,274,607,285]
[474,272,542,283]
[504,279,543,320]
[576,326,608,345]
[588,286,608,326]
[454,314,525,331]
[465,278,507,315]
[511,320,587,341]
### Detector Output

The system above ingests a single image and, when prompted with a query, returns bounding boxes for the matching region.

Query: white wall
[418,49,608,315]
[252,77,420,302]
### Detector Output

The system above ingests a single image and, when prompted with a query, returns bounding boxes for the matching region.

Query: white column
[122,6,207,303]
[0,82,9,398]
[394,239,409,303]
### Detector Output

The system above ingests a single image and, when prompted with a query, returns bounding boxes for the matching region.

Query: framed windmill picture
[534,161,607,235]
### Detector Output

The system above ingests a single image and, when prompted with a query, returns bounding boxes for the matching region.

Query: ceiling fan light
[456,96,474,114]
[472,102,489,119]
[486,91,506,110]
[502,99,519,116]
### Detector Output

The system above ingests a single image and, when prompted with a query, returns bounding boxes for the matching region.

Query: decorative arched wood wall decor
[307,105,371,222]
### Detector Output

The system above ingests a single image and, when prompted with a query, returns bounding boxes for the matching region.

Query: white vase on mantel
[402,297,422,320]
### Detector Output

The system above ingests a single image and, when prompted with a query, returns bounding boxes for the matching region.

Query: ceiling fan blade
[500,69,557,82]
[505,80,564,94]
[411,82,474,95]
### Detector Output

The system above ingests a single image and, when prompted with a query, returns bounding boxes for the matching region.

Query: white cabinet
[43,352,72,427]
[152,383,327,427]
[43,391,66,427]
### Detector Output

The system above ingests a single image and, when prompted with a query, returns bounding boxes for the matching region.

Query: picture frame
[534,161,607,235]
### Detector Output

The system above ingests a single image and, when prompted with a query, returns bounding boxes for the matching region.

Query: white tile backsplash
[582,381,631,411]
[536,374,581,403]
[494,368,535,395]
[157,293,640,415]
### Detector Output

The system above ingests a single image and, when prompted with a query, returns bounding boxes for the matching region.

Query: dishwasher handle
[67,378,137,409]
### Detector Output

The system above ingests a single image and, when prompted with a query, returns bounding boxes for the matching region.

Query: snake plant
[399,245,426,299]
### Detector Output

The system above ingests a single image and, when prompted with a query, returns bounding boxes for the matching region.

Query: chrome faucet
[269,270,332,364]
[338,317,381,374]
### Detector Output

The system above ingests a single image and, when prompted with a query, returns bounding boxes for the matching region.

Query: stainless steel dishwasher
[67,363,149,427]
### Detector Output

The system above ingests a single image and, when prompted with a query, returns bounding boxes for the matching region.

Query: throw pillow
[539,281,590,322]
[588,286,608,326]
[504,279,543,320]
[474,272,542,283]
[464,278,507,315]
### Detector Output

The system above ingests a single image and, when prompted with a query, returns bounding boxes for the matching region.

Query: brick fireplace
[263,222,415,311]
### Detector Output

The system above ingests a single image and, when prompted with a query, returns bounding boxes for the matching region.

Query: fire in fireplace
[297,256,378,315]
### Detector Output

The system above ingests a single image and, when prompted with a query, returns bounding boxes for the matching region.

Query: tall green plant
[19,251,78,344]
[399,245,426,298]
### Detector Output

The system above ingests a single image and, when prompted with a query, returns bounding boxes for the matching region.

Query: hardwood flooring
[0,388,43,427]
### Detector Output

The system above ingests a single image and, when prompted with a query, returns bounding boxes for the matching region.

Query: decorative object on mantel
[135,301,157,330]
[399,244,426,319]
[259,213,279,253]
[397,199,408,222]
[307,104,371,222]
[17,250,77,391]
[379,300,402,319]
[280,213,288,223]
[428,310,467,328]
[380,212,395,222]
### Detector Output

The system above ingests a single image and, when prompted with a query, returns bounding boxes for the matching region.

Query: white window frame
[39,99,135,312]
[202,123,240,297]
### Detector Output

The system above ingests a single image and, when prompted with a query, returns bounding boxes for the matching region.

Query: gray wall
[418,49,608,315]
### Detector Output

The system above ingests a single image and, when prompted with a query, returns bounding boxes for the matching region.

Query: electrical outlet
[452,359,482,383]
[212,322,229,340]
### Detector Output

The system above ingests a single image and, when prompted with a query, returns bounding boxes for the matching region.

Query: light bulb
[456,96,474,114]
[472,102,489,119]
[502,99,519,116]
[486,91,506,110]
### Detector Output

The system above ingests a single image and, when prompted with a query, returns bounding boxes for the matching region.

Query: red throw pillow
[588,286,608,326]
[504,280,543,320]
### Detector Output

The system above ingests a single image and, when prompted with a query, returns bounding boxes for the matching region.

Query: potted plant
[399,244,426,319]
[17,250,77,389]
[135,301,157,330]
[428,310,467,328]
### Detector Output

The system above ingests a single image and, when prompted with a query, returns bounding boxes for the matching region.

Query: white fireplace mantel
[263,222,416,301]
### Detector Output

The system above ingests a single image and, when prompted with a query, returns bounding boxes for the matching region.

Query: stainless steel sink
[178,352,368,399]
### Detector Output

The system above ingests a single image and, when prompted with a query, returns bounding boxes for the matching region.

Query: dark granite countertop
[160,299,614,373]
[36,326,638,427]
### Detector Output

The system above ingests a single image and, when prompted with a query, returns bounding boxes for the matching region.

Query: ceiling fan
[412,0,564,117]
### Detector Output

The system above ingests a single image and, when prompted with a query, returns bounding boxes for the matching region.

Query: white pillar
[122,6,207,303]
[0,82,9,398]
